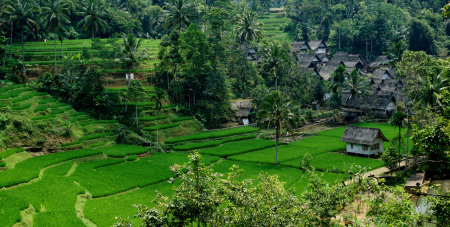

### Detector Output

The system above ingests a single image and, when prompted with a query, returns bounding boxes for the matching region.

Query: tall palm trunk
[274,69,277,91]
[54,27,57,73]
[275,119,280,165]
[91,28,94,65]
[156,111,159,152]
[21,29,25,80]
[125,68,129,112]
[10,22,13,61]
[135,103,139,127]
[61,40,64,70]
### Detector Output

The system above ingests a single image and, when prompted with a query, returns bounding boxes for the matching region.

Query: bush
[0,161,5,167]
[126,155,138,161]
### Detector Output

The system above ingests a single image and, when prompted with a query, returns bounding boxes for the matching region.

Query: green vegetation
[10,104,32,110]
[34,104,49,112]
[0,148,25,159]
[143,122,180,131]
[173,134,257,151]
[79,120,116,126]
[99,144,148,158]
[201,139,276,157]
[38,98,57,104]
[165,126,258,144]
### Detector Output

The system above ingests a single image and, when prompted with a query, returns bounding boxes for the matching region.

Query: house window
[362,145,369,151]
[350,143,353,149]
[371,143,380,150]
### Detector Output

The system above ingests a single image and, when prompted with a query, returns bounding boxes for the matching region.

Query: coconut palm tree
[164,0,198,32]
[76,0,108,65]
[3,0,39,80]
[151,88,167,152]
[390,111,407,170]
[119,33,148,111]
[342,68,370,104]
[384,40,408,68]
[262,42,288,91]
[330,64,348,93]
[234,9,263,44]
[417,72,449,112]
[40,0,71,73]
[258,91,297,165]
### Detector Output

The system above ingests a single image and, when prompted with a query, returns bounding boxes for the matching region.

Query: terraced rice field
[0,84,405,226]
[258,14,292,41]
[9,39,160,71]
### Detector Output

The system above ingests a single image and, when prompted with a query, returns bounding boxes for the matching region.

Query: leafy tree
[76,0,109,65]
[330,64,348,93]
[427,194,450,226]
[417,71,449,112]
[40,0,71,73]
[151,88,167,152]
[119,33,148,111]
[408,19,437,55]
[342,68,370,105]
[164,0,198,32]
[258,91,297,165]
[384,40,408,67]
[3,0,39,80]
[262,41,288,91]
[234,9,263,44]
[128,80,145,128]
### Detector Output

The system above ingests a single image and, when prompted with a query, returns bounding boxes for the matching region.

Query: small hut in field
[340,126,389,156]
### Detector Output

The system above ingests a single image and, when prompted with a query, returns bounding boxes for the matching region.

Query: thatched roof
[297,54,320,69]
[341,92,396,110]
[308,40,327,51]
[343,54,366,69]
[369,55,390,68]
[317,53,329,63]
[317,52,348,80]
[371,68,395,80]
[340,126,389,145]
[235,108,252,117]
[290,41,309,53]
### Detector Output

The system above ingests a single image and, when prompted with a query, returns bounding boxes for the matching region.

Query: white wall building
[340,126,389,156]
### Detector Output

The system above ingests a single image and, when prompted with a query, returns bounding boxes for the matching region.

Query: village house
[290,40,328,56]
[340,126,389,156]
[239,44,261,62]
[368,55,391,72]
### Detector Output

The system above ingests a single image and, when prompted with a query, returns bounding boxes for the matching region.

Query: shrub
[0,161,5,167]
[126,155,138,161]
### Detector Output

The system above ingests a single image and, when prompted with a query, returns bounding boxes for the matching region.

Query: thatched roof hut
[340,126,389,155]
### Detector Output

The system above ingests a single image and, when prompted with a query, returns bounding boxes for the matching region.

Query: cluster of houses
[241,40,404,118]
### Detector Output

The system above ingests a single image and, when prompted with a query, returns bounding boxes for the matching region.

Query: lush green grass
[0,148,102,188]
[143,122,180,131]
[34,104,49,113]
[38,98,57,104]
[0,147,25,159]
[115,102,155,107]
[173,134,257,151]
[31,114,58,121]
[0,84,26,93]
[98,144,148,158]
[50,106,72,115]
[165,126,259,144]
[201,139,276,157]
[12,92,47,103]
[0,87,33,100]
[10,104,32,110]
[171,116,193,122]
[0,162,85,227]
[62,132,115,147]
[71,153,220,197]
[79,120,116,126]
[228,135,345,165]
[140,115,168,121]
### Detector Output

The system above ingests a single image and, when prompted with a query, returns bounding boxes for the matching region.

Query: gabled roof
[316,53,329,62]
[343,54,366,68]
[340,126,389,145]
[341,92,396,110]
[371,68,395,80]
[317,52,348,80]
[308,40,327,50]
[291,41,309,53]
[297,54,320,69]
[369,55,391,68]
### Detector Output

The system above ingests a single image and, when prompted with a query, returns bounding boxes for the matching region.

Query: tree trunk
[125,69,129,112]
[21,29,25,80]
[61,40,64,70]
[405,116,409,172]
[156,110,159,152]
[135,103,139,127]
[91,28,94,66]
[274,69,277,91]
[10,22,13,61]
[55,27,57,73]
[275,119,280,165]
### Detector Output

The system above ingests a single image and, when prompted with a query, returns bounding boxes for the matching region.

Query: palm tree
[384,40,408,67]
[342,68,370,104]
[119,33,148,111]
[390,111,406,170]
[164,0,197,32]
[262,42,288,91]
[234,9,263,44]
[417,72,449,112]
[40,0,71,73]
[330,64,348,93]
[76,0,108,65]
[258,91,297,165]
[3,0,39,80]
[151,88,167,152]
